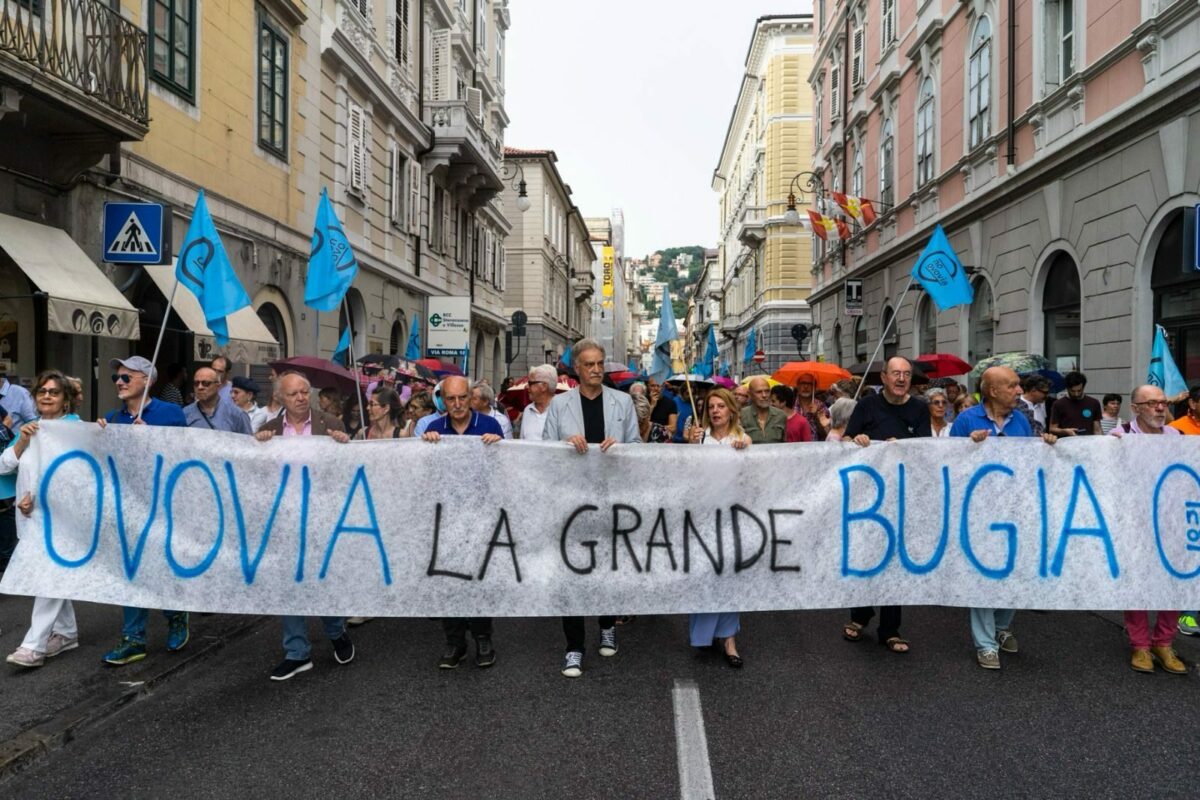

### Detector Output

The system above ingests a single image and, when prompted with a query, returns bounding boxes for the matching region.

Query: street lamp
[729,251,755,288]
[501,162,532,212]
[782,171,826,225]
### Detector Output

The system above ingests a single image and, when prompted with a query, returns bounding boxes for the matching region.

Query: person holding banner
[842,357,930,653]
[950,366,1056,669]
[255,371,355,680]
[183,366,253,435]
[1168,385,1200,636]
[543,338,639,678]
[1109,385,1188,675]
[3,371,82,668]
[97,356,190,665]
[688,388,748,668]
[421,375,504,669]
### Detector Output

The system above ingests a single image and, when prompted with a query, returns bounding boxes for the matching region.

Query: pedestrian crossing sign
[103,202,167,264]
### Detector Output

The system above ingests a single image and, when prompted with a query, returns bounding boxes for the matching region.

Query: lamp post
[500,162,532,213]
[729,250,755,288]
[782,171,827,225]
[505,309,527,368]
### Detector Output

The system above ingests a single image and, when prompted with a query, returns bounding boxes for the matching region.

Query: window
[495,31,504,82]
[347,102,366,196]
[1044,0,1076,89]
[431,181,445,254]
[477,0,488,58]
[918,295,937,353]
[968,17,992,150]
[353,0,369,15]
[1060,0,1075,83]
[833,322,843,364]
[851,23,864,88]
[916,77,935,187]
[881,306,897,359]
[854,316,867,361]
[814,79,823,147]
[968,277,994,362]
[257,15,288,158]
[150,0,195,99]
[388,144,407,227]
[1042,252,1081,372]
[852,149,864,200]
[830,64,840,117]
[881,0,896,50]
[408,161,421,233]
[394,0,411,70]
[879,118,895,208]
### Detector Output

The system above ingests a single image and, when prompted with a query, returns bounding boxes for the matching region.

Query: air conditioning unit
[466,87,483,121]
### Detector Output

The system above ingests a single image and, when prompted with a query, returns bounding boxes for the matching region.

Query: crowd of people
[0,340,1197,681]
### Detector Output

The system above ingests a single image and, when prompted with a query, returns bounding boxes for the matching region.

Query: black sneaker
[475,636,497,668]
[269,657,313,681]
[438,644,467,669]
[332,634,355,665]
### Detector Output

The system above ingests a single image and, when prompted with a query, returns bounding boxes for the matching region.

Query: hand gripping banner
[2,422,1199,616]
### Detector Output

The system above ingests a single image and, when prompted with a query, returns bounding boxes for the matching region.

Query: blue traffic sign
[103,202,166,264]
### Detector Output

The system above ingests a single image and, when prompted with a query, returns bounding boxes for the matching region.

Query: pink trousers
[1123,610,1177,649]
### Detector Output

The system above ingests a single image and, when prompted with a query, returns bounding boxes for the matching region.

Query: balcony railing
[0,0,149,130]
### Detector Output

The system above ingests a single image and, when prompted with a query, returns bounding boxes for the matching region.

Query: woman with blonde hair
[687,387,748,667]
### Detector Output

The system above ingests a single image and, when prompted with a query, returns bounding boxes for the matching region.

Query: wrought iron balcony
[0,0,149,138]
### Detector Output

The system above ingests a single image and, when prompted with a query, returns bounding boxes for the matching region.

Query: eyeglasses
[193,380,217,388]
[887,371,913,379]
[367,401,385,409]
[929,400,947,406]
[1134,400,1169,409]
[36,387,63,397]
[111,373,134,384]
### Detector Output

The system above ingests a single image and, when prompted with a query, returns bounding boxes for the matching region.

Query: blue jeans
[970,607,1015,652]
[282,616,345,661]
[121,607,183,644]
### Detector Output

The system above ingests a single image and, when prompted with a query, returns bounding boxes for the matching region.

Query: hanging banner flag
[808,210,851,241]
[602,246,615,298]
[4,423,1200,617]
[830,192,878,225]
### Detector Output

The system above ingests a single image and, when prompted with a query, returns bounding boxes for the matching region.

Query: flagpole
[341,295,368,437]
[852,275,915,401]
[137,277,179,422]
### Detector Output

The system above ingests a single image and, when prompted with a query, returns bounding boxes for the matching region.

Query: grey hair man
[520,364,558,441]
[542,338,639,677]
[470,379,512,439]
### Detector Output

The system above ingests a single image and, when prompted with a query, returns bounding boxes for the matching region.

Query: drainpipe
[1006,0,1016,166]
[414,0,432,280]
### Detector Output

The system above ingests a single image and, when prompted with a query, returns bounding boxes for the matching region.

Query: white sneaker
[346,617,372,627]
[44,633,79,658]
[561,650,583,678]
[598,627,618,657]
[6,647,45,668]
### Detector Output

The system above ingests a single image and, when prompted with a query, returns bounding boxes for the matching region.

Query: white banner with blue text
[2,421,1199,615]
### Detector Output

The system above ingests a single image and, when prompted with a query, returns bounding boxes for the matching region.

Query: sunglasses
[193,380,217,388]
[111,373,135,384]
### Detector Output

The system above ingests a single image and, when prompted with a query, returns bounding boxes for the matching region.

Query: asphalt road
[2,606,1198,799]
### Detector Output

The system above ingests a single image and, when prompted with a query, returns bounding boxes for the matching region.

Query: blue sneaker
[103,637,146,666]
[166,613,190,652]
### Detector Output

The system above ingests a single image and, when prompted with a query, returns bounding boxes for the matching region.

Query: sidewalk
[0,592,265,780]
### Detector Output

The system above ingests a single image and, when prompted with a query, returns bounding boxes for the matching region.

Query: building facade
[499,147,594,375]
[712,15,817,376]
[808,0,1200,394]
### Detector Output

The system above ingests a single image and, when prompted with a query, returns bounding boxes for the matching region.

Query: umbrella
[849,360,930,387]
[416,357,464,377]
[1035,368,1066,394]
[498,376,575,415]
[711,376,736,389]
[269,356,359,393]
[740,376,781,388]
[666,374,715,387]
[968,352,1054,384]
[604,361,630,373]
[915,353,973,379]
[606,369,639,385]
[772,361,852,390]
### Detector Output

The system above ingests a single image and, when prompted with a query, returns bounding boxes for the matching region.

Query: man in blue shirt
[99,356,188,666]
[183,366,253,434]
[951,366,1056,670]
[421,375,503,669]
[0,366,37,427]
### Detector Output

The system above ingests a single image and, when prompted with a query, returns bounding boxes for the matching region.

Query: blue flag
[1148,325,1187,397]
[405,315,422,361]
[650,288,677,382]
[561,346,573,370]
[911,224,974,311]
[332,325,352,367]
[175,190,251,346]
[305,188,359,312]
[629,358,638,371]
[743,327,757,363]
[698,326,718,378]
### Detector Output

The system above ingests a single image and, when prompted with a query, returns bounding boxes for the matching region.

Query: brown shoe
[1130,648,1154,673]
[1151,646,1187,675]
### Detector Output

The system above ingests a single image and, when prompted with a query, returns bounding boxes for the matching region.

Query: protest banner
[2,421,1198,616]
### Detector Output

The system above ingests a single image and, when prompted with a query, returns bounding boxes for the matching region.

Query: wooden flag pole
[136,277,179,422]
[852,274,915,401]
[341,295,368,437]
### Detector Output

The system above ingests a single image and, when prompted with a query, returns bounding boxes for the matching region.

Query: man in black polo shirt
[1048,371,1102,436]
[842,356,930,654]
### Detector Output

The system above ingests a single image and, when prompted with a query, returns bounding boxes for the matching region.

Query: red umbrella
[269,356,359,393]
[416,358,464,377]
[916,353,973,379]
[499,377,576,419]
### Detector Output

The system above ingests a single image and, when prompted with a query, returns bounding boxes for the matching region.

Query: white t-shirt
[490,408,513,439]
[702,428,751,447]
[520,403,550,441]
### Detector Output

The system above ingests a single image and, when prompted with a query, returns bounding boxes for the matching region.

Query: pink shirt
[282,414,312,437]
[1108,417,1181,437]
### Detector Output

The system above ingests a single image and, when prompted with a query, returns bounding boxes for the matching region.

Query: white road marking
[673,678,716,800]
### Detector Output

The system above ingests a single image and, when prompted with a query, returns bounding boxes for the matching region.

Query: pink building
[808,0,1200,393]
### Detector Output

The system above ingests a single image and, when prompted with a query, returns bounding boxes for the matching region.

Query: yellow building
[712,15,815,375]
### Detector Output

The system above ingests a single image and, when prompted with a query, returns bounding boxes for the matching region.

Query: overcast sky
[505,1,812,260]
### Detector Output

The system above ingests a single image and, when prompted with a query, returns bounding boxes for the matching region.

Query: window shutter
[852,26,864,87]
[441,188,451,254]
[348,102,366,195]
[398,0,411,70]
[431,29,452,101]
[500,246,506,291]
[830,66,840,116]
[882,0,894,47]
[408,161,421,233]
[466,87,483,120]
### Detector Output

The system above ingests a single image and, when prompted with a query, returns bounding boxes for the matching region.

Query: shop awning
[144,263,281,364]
[0,213,140,340]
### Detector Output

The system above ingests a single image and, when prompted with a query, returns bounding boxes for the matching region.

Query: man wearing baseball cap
[99,355,188,665]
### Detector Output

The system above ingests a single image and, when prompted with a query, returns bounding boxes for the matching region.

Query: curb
[0,615,268,784]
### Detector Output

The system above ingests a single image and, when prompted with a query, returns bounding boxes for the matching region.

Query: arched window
[338,288,367,358]
[256,302,289,357]
[473,330,485,378]
[881,305,898,359]
[1152,210,1200,385]
[833,322,843,365]
[916,77,936,187]
[854,316,868,361]
[968,17,992,149]
[1042,252,1080,371]
[852,148,864,199]
[918,294,937,354]
[492,339,502,385]
[879,118,895,208]
[388,310,408,355]
[967,277,994,362]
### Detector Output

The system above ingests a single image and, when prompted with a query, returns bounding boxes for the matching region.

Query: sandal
[883,636,910,654]
[842,622,865,642]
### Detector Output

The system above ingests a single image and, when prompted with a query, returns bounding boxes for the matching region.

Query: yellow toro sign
[602,246,614,298]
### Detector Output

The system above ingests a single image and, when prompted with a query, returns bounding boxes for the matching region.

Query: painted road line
[673,678,716,800]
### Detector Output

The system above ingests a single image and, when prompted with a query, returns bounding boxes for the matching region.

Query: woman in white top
[925,387,952,438]
[687,388,748,668]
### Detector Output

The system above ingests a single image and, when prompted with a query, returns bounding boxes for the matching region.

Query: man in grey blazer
[542,338,640,677]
